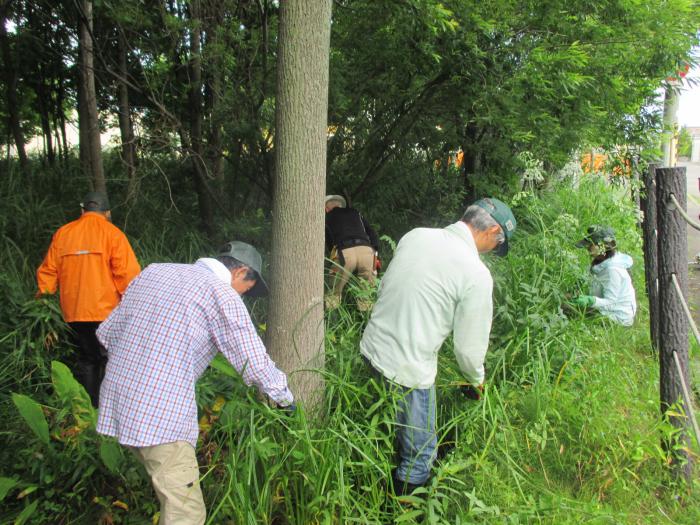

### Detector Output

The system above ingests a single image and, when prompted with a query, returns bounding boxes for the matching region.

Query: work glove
[572,295,596,308]
[278,402,297,414]
[461,383,484,401]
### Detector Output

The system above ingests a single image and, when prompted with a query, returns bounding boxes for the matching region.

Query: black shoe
[392,474,423,496]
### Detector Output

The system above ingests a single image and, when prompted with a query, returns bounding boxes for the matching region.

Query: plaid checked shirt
[96,259,293,448]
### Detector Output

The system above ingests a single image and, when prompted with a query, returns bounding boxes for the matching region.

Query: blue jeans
[390,381,437,485]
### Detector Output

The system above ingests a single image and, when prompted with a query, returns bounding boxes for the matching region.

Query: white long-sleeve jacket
[360,221,493,389]
[589,252,637,326]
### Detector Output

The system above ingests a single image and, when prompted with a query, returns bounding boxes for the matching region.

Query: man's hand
[461,383,484,401]
[374,252,382,272]
[571,295,595,308]
[278,402,297,414]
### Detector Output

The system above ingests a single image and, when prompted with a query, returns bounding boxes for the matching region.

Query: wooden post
[655,166,692,482]
[640,163,659,351]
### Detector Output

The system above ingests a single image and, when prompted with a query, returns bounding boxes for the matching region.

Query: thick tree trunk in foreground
[266,0,331,411]
[78,0,105,193]
[656,166,692,483]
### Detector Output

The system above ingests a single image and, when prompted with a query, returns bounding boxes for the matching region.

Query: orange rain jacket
[37,212,141,322]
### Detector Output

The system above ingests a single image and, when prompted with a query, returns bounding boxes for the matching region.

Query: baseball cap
[81,191,110,212]
[473,197,517,256]
[218,241,269,297]
[575,225,616,248]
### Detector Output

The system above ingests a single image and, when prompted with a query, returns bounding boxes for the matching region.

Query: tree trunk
[186,0,214,235]
[36,75,55,165]
[78,0,105,193]
[117,29,137,200]
[204,1,225,200]
[655,166,692,482]
[0,9,28,171]
[266,0,331,412]
[641,163,659,351]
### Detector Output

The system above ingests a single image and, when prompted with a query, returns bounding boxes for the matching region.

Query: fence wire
[670,273,700,348]
[669,193,700,232]
[673,350,700,449]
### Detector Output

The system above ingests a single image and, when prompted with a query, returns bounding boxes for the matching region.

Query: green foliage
[679,126,693,157]
[11,394,49,445]
[2,157,700,522]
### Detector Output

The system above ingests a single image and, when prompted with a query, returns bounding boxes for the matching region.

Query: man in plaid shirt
[97,241,293,524]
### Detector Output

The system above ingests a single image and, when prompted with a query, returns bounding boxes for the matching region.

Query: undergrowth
[0,160,698,523]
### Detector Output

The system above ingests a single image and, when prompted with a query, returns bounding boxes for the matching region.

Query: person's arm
[212,297,294,406]
[589,269,626,313]
[110,232,141,296]
[36,236,59,296]
[452,270,493,385]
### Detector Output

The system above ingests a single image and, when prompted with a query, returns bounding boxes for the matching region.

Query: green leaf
[210,354,237,377]
[51,361,96,427]
[99,440,123,474]
[14,500,38,525]
[395,509,424,522]
[0,477,18,502]
[11,394,49,445]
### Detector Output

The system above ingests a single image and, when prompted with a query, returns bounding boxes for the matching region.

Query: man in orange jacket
[37,192,140,407]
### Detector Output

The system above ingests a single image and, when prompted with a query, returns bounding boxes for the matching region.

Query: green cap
[81,191,110,212]
[473,197,517,256]
[218,241,269,297]
[575,225,616,248]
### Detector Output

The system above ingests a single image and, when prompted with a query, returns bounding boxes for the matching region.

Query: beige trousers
[131,441,206,525]
[331,245,375,296]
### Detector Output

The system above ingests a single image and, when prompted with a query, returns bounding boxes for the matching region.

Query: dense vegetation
[1,155,698,523]
[2,0,700,523]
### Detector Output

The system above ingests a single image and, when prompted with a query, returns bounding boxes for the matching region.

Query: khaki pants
[328,245,375,310]
[131,441,206,525]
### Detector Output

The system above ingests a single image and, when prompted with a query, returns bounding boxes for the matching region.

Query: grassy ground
[0,164,699,523]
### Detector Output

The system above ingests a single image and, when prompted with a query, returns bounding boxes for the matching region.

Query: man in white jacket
[360,198,516,495]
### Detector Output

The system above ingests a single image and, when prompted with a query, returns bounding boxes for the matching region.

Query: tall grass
[1,161,698,523]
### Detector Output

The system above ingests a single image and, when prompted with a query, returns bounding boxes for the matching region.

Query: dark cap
[575,225,616,248]
[473,197,517,256]
[81,191,110,212]
[218,241,269,297]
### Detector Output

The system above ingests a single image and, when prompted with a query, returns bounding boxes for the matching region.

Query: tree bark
[0,7,28,170]
[117,29,137,200]
[186,0,214,235]
[655,166,692,482]
[640,163,659,351]
[266,0,331,412]
[78,0,105,193]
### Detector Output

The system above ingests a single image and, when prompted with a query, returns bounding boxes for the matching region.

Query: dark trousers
[67,322,106,408]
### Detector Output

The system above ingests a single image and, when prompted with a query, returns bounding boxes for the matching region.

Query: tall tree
[116,28,137,199]
[78,0,105,193]
[0,2,28,170]
[266,0,332,410]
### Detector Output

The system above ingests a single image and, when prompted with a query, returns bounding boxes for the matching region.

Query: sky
[678,65,700,127]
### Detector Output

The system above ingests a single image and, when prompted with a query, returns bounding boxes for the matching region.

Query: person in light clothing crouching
[360,198,516,495]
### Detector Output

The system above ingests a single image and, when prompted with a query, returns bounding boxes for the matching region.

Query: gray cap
[81,191,110,212]
[218,241,269,297]
[472,197,517,256]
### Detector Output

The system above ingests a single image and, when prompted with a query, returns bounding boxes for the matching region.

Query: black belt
[338,238,370,250]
